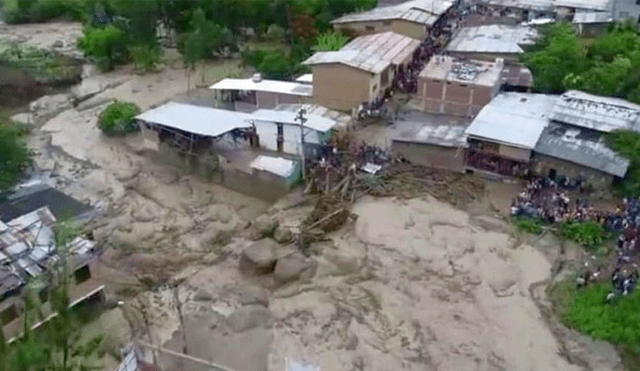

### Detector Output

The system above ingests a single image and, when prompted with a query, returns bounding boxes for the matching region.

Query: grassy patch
[560,220,607,249]
[550,278,640,364]
[514,217,544,235]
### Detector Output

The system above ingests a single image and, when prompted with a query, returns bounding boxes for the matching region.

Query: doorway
[548,168,557,179]
[276,123,284,153]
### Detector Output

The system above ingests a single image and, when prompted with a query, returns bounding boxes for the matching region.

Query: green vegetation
[0,42,81,84]
[514,217,543,235]
[77,25,129,71]
[523,21,640,104]
[1,0,84,24]
[314,30,349,52]
[0,123,31,193]
[560,220,607,249]
[129,45,161,73]
[97,100,140,136]
[605,130,640,196]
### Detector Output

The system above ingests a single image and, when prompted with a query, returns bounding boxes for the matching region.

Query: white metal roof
[331,0,453,24]
[303,31,420,74]
[252,109,339,132]
[209,78,313,97]
[135,102,253,137]
[487,0,612,11]
[572,10,613,23]
[551,90,640,132]
[295,74,313,83]
[250,156,297,178]
[465,93,557,149]
[446,25,538,54]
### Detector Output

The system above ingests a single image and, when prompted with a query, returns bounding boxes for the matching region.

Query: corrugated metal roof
[252,108,340,132]
[250,156,297,177]
[272,103,352,128]
[572,10,612,23]
[446,25,538,54]
[393,124,468,147]
[136,102,253,137]
[465,93,557,149]
[551,90,640,132]
[209,78,313,97]
[534,122,629,177]
[486,0,612,11]
[295,74,313,84]
[303,32,420,73]
[331,0,453,24]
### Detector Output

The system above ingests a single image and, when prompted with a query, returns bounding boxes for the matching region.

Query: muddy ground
[0,21,629,371]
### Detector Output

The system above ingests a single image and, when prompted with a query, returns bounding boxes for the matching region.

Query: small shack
[209,75,313,112]
[392,124,468,172]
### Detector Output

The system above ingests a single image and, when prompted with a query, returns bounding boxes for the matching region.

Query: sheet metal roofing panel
[572,10,612,23]
[6,207,56,231]
[393,125,468,147]
[401,8,431,23]
[250,156,297,177]
[446,25,537,54]
[208,78,313,96]
[272,104,352,127]
[487,0,612,11]
[304,32,419,73]
[295,74,313,83]
[331,0,453,23]
[551,90,640,132]
[136,102,254,137]
[465,93,557,149]
[251,109,338,132]
[535,122,629,177]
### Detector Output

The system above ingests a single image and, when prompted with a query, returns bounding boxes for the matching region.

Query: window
[381,67,389,86]
[459,84,467,87]
[383,20,392,26]
[0,304,18,325]
[74,265,92,284]
[372,84,378,93]
[432,79,441,83]
[365,25,375,32]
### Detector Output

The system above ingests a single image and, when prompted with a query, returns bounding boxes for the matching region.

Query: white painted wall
[253,120,322,155]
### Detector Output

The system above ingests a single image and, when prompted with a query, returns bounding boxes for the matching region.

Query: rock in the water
[238,286,269,307]
[239,239,279,273]
[52,40,64,48]
[273,226,293,244]
[10,113,34,127]
[226,305,272,333]
[250,215,279,240]
[29,94,72,122]
[274,253,312,283]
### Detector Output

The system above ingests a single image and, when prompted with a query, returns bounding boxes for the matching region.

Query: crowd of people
[510,176,640,298]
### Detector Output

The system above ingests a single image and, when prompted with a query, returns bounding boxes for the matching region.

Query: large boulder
[274,253,315,284]
[273,226,293,244]
[226,305,273,333]
[250,215,279,240]
[239,238,279,273]
[238,286,269,307]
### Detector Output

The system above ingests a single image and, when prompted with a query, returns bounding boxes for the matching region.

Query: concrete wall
[418,77,496,117]
[391,140,466,173]
[498,144,531,162]
[334,19,427,39]
[256,91,311,109]
[219,155,299,202]
[312,63,373,111]
[576,22,609,37]
[614,0,640,21]
[532,153,614,190]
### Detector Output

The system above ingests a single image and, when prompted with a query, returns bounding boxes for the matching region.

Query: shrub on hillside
[560,220,607,248]
[515,217,543,235]
[0,123,31,193]
[78,25,129,71]
[97,101,140,136]
[129,45,161,73]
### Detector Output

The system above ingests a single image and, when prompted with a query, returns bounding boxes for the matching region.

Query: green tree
[0,124,31,194]
[522,22,589,93]
[313,30,348,51]
[98,100,141,136]
[109,0,161,47]
[605,129,640,196]
[129,45,161,73]
[77,25,129,71]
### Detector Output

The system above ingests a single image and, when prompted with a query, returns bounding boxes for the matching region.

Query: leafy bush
[568,283,640,352]
[78,25,129,71]
[129,45,161,73]
[258,50,292,80]
[97,101,140,136]
[265,24,286,41]
[0,123,31,193]
[515,217,543,235]
[605,129,640,197]
[240,48,268,69]
[560,220,606,248]
[1,0,83,23]
[314,30,349,52]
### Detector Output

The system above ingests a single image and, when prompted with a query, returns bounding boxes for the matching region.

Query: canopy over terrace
[135,102,254,153]
[209,77,313,112]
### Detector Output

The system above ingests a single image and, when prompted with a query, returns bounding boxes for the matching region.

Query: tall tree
[0,124,31,194]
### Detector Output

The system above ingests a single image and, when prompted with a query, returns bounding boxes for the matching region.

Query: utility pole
[295,108,307,181]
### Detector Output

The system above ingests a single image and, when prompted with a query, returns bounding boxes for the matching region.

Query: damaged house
[0,207,103,341]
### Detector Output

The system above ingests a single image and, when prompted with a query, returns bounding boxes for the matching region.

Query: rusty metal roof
[303,32,420,73]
